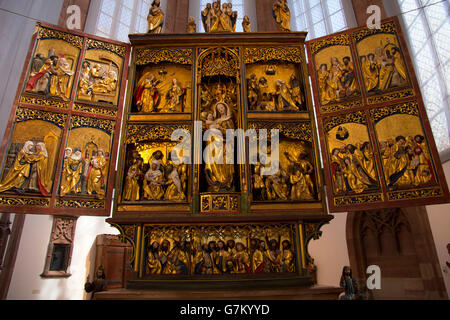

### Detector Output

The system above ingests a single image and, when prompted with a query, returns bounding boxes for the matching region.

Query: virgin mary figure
[204,102,235,192]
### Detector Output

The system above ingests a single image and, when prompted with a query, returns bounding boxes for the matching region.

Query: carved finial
[188,16,196,33]
[242,15,251,32]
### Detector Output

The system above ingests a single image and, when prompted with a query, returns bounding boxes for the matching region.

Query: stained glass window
[398,0,450,154]
[291,0,348,39]
[95,0,151,42]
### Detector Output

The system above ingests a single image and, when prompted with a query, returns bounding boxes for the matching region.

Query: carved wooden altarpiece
[0,17,448,288]
[108,31,329,287]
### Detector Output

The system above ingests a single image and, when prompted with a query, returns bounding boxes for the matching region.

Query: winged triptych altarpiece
[0,23,130,216]
[0,17,448,287]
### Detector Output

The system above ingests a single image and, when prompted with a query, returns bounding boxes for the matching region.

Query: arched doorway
[346,207,447,299]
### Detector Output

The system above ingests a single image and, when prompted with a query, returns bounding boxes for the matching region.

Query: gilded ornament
[38,26,83,49]
[135,48,193,66]
[86,39,126,58]
[244,47,302,64]
[15,107,67,128]
[70,115,115,134]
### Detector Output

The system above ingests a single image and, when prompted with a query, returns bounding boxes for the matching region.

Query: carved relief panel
[114,33,326,217]
[0,23,130,216]
[306,17,450,212]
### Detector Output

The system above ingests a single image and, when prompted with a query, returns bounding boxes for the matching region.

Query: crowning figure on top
[201,1,238,33]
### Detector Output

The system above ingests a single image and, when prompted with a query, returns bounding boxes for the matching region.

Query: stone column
[255,0,279,32]
[350,0,387,27]
[164,0,190,33]
[58,0,92,32]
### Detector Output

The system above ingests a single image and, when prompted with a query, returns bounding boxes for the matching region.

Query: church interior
[0,0,449,301]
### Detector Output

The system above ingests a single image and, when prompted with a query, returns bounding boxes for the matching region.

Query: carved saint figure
[249,238,264,274]
[0,141,50,196]
[79,61,94,97]
[187,16,196,33]
[340,266,359,300]
[164,164,186,201]
[204,102,235,192]
[146,241,162,274]
[60,147,84,196]
[160,78,186,112]
[122,157,143,201]
[233,242,250,274]
[147,0,164,34]
[201,3,212,32]
[51,56,75,99]
[274,79,298,111]
[272,0,291,32]
[134,73,161,112]
[281,240,295,273]
[264,235,282,273]
[26,50,74,99]
[87,149,107,199]
[360,54,378,92]
[264,161,289,200]
[143,160,165,200]
[289,75,304,109]
[242,15,251,32]
[203,1,237,32]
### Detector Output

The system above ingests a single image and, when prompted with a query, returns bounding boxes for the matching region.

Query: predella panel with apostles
[144,224,297,276]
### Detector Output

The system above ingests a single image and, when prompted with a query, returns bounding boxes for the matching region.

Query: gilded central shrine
[108,31,327,286]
